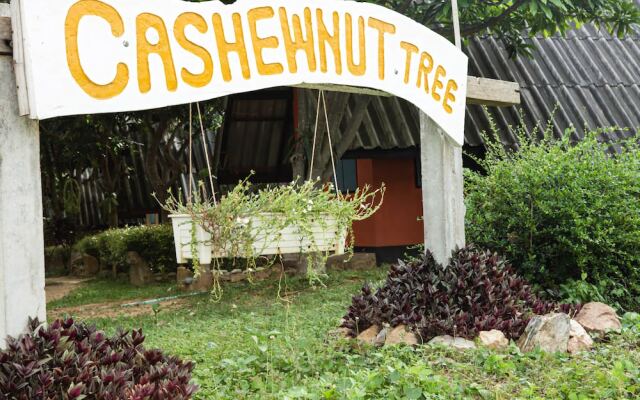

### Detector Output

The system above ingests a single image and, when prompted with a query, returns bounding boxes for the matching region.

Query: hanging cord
[308,90,323,181]
[196,102,218,205]
[308,90,339,194]
[188,103,194,205]
[321,91,340,193]
[451,0,461,49]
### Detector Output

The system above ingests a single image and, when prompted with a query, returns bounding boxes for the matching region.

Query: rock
[478,330,509,350]
[73,254,100,277]
[327,253,377,271]
[227,271,247,283]
[567,320,594,354]
[574,302,621,334]
[191,271,214,291]
[385,325,419,346]
[328,327,351,340]
[127,251,153,287]
[356,325,380,345]
[428,335,476,350]
[253,267,278,281]
[518,313,571,353]
[177,266,194,290]
[374,327,388,346]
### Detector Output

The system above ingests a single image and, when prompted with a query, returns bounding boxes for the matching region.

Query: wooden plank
[466,76,521,106]
[295,83,390,98]
[10,0,30,116]
[0,8,11,56]
[299,76,521,107]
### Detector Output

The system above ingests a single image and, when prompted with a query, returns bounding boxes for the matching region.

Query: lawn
[48,269,640,399]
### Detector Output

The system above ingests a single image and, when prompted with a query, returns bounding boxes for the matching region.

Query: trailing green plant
[465,123,640,310]
[342,246,579,341]
[159,177,385,287]
[73,225,176,273]
[0,318,197,399]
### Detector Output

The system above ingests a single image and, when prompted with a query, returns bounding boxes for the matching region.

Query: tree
[40,114,133,229]
[370,0,640,56]
[127,100,225,221]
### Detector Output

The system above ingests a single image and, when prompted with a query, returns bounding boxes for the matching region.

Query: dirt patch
[50,297,192,320]
[46,276,94,302]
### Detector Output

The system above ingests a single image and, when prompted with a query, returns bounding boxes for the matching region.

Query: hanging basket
[169,213,347,265]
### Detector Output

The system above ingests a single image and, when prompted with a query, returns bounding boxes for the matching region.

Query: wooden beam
[298,76,520,107]
[295,83,390,98]
[466,76,521,106]
[0,10,11,56]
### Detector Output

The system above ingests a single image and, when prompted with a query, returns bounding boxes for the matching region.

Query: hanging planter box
[169,213,347,265]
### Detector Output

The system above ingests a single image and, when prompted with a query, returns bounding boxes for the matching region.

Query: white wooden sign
[15,0,468,145]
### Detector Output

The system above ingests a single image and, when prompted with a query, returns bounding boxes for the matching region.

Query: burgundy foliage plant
[0,318,197,399]
[342,246,579,341]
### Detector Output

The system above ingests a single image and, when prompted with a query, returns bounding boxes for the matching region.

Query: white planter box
[170,213,347,265]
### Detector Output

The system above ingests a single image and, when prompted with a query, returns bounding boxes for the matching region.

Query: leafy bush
[0,318,197,399]
[342,246,578,341]
[466,130,640,310]
[74,225,176,273]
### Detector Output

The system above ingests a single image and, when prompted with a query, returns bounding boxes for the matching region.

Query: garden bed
[44,269,640,399]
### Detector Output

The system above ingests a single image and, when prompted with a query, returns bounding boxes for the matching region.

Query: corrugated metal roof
[465,24,640,146]
[342,23,640,150]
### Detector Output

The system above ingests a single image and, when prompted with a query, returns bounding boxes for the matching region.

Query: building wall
[352,158,424,247]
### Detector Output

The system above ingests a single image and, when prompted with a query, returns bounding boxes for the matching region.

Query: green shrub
[465,128,640,310]
[73,225,176,273]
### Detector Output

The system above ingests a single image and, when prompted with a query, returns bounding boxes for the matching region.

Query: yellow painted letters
[65,0,129,99]
[248,7,284,76]
[316,9,342,74]
[345,13,366,76]
[367,17,395,80]
[213,13,251,82]
[174,12,213,88]
[137,13,178,93]
[279,7,317,73]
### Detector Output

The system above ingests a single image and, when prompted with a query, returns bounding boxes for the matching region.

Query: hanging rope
[188,103,193,205]
[196,102,218,205]
[321,91,339,193]
[451,0,461,49]
[308,89,323,182]
[308,90,339,194]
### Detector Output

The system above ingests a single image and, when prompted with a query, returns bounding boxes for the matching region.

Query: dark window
[218,89,294,184]
[335,159,358,193]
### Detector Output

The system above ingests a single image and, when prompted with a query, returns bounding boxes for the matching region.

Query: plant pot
[169,213,347,264]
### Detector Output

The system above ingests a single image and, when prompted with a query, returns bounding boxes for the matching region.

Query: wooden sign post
[0,0,519,342]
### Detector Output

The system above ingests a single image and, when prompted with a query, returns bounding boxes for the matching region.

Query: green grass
[48,269,640,399]
[47,278,175,309]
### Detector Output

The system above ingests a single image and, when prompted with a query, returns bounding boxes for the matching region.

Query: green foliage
[74,225,176,273]
[465,127,640,310]
[49,269,640,399]
[368,0,640,57]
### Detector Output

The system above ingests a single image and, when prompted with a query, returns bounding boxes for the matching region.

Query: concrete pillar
[0,40,46,344]
[420,112,466,264]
